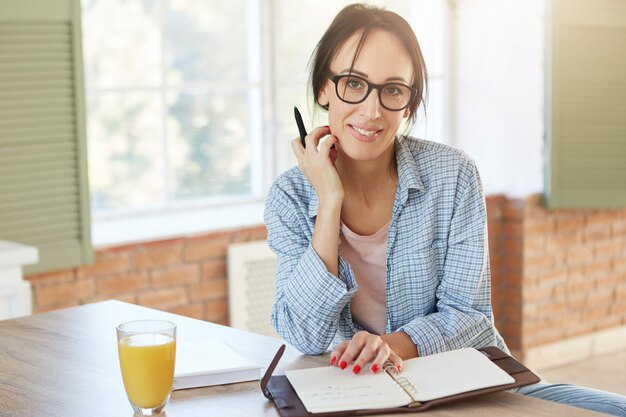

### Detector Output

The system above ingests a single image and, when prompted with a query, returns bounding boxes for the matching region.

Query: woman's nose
[358,88,382,120]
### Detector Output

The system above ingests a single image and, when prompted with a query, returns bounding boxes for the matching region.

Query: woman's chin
[338,138,394,162]
[340,147,382,162]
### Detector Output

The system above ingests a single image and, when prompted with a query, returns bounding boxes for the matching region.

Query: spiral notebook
[285,348,513,413]
[261,346,540,416]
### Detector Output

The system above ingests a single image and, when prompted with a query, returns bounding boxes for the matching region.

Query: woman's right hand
[291,126,343,204]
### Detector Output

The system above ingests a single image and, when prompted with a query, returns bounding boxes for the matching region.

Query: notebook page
[285,366,410,413]
[400,348,515,402]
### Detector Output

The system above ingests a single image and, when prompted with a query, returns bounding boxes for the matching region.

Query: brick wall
[488,194,626,356]
[25,225,268,323]
[487,195,524,350]
[25,195,626,359]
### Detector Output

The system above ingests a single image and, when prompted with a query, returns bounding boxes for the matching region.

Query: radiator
[227,240,279,338]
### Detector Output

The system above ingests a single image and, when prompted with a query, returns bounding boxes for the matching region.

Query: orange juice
[118,333,176,408]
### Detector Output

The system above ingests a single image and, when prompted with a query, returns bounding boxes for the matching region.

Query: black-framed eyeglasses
[328,72,416,111]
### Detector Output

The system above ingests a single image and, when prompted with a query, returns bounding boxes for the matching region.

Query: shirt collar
[307,136,426,218]
[395,136,426,193]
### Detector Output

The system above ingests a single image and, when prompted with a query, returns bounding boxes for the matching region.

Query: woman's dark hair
[310,3,427,128]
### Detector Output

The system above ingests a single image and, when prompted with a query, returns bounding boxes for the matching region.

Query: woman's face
[319,30,413,163]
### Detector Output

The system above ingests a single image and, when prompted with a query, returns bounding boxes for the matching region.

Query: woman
[264,3,626,416]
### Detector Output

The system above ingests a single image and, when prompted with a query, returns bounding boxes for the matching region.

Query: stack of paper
[173,339,261,390]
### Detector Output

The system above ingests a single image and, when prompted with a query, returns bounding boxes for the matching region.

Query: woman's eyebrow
[340,68,368,77]
[385,76,408,82]
[339,68,409,83]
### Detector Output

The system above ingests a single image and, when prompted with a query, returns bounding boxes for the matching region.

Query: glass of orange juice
[116,320,177,415]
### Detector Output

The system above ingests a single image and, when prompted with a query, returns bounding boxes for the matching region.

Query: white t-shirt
[340,221,390,335]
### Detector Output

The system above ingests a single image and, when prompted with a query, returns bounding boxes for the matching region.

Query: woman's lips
[348,124,383,142]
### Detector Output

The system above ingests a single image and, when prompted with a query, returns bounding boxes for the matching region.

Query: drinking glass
[116,320,177,415]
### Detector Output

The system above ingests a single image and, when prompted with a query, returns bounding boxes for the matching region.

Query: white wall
[452,0,545,197]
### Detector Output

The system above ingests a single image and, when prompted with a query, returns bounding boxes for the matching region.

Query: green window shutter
[0,0,92,274]
[545,0,626,209]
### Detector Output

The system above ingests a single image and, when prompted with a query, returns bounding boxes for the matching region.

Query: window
[83,0,262,214]
[82,0,449,246]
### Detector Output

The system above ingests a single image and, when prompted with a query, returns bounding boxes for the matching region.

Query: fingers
[378,351,403,374]
[371,345,393,374]
[317,134,338,153]
[292,126,334,167]
[329,335,366,371]
[292,126,337,180]
[329,331,401,375]
[339,333,369,374]
[388,351,403,373]
[291,137,304,158]
[291,126,332,153]
[304,125,331,151]
[329,341,349,369]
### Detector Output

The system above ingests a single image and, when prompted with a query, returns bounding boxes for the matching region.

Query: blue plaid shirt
[264,136,508,356]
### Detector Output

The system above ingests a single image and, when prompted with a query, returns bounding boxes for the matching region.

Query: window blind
[0,0,92,274]
[546,0,626,208]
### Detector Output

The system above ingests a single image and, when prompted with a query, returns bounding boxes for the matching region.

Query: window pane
[274,0,350,84]
[81,0,161,89]
[275,82,306,174]
[164,0,249,85]
[88,92,164,212]
[167,92,253,201]
[274,0,414,83]
[273,0,354,171]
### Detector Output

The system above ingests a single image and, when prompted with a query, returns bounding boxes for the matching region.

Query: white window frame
[90,0,451,248]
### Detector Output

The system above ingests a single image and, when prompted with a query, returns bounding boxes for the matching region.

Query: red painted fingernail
[397,365,402,372]
[371,364,379,373]
[353,365,361,375]
[339,361,347,370]
[330,356,337,366]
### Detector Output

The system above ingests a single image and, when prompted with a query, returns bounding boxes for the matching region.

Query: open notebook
[261,346,540,416]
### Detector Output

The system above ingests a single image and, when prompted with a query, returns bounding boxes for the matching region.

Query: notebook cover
[262,346,540,417]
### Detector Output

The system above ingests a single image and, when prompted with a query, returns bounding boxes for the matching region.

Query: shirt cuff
[398,317,447,357]
[283,242,358,323]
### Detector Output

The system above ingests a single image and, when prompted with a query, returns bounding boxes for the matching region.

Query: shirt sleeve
[264,181,358,355]
[398,159,501,356]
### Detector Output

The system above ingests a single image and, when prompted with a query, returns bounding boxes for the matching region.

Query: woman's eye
[346,79,365,89]
[384,86,402,96]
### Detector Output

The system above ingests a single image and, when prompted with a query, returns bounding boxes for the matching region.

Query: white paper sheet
[285,348,515,413]
[285,366,409,413]
[402,348,515,402]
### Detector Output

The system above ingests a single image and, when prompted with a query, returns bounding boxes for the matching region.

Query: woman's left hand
[329,331,403,375]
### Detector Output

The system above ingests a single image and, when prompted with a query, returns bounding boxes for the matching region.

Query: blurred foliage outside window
[82,0,446,219]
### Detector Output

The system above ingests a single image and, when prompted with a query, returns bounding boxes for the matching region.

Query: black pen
[294,106,307,148]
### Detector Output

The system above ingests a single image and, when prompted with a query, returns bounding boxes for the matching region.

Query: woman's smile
[348,123,384,142]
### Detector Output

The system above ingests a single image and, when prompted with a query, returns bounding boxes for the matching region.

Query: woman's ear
[317,81,330,107]
[318,91,329,107]
[403,107,410,118]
